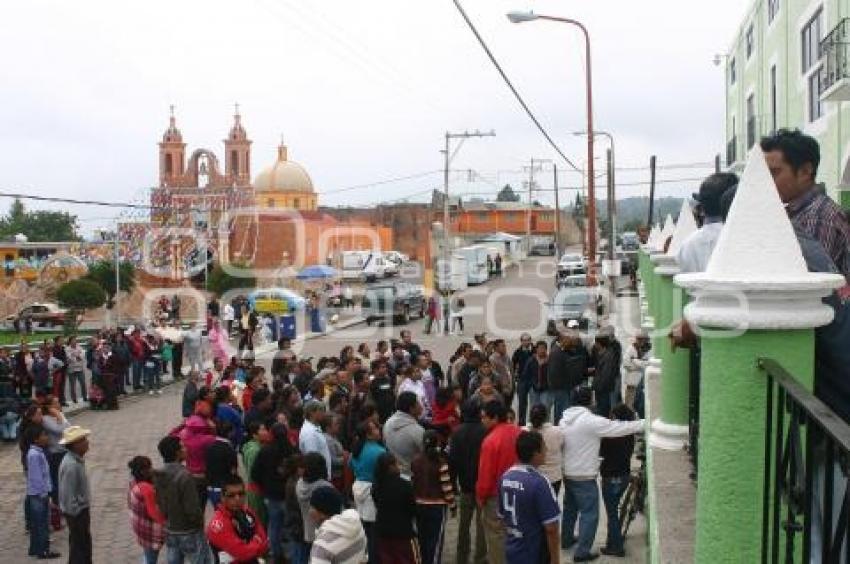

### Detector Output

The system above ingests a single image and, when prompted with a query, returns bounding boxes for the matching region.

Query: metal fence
[687,346,701,482]
[759,358,850,563]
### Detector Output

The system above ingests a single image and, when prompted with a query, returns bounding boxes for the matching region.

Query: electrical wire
[320,170,442,195]
[450,0,582,173]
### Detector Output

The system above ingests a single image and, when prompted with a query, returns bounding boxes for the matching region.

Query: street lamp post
[507,10,598,280]
[440,129,495,332]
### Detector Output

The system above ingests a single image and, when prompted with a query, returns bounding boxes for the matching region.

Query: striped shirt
[310,509,367,564]
[787,186,850,283]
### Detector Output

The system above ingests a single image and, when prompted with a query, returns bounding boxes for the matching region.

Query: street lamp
[508,10,598,280]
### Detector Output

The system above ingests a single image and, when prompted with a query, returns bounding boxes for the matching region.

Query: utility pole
[714,153,721,173]
[647,155,657,227]
[606,148,616,315]
[440,129,495,331]
[523,158,551,253]
[553,164,560,256]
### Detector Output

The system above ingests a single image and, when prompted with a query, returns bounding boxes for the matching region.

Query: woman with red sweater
[430,386,461,439]
[127,456,166,564]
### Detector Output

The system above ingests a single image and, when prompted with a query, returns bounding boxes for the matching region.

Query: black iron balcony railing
[747,116,757,149]
[727,137,737,166]
[820,18,850,97]
[759,358,850,563]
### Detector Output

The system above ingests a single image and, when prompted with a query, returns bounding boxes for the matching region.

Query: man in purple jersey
[498,431,560,564]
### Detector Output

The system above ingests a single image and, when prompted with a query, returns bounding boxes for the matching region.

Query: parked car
[7,302,70,328]
[545,287,602,335]
[341,251,390,282]
[529,242,556,256]
[621,232,640,251]
[361,283,425,325]
[558,252,587,269]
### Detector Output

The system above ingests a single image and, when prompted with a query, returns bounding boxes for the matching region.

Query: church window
[231,150,239,175]
[267,198,275,208]
[164,154,173,175]
[294,198,301,209]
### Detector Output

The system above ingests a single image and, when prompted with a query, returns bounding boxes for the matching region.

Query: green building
[723,0,850,209]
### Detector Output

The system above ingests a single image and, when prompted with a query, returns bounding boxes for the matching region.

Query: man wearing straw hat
[58,425,92,564]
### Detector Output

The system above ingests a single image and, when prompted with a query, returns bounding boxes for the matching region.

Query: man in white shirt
[299,400,332,479]
[676,172,738,274]
[398,366,430,421]
[222,302,235,337]
[559,387,644,560]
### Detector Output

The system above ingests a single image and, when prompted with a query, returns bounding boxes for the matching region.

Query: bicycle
[618,437,647,537]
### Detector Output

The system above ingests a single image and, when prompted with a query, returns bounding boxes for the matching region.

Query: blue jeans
[143,547,161,564]
[132,359,143,389]
[144,362,161,391]
[529,389,552,417]
[561,479,599,558]
[286,540,310,564]
[0,411,18,439]
[27,494,49,556]
[165,531,212,564]
[550,389,571,424]
[265,498,287,558]
[601,476,628,552]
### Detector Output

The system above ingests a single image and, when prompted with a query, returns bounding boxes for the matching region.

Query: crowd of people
[45,318,648,564]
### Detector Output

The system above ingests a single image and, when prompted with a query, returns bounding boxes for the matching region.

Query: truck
[455,245,489,285]
[361,282,426,325]
[434,254,468,292]
[341,251,390,282]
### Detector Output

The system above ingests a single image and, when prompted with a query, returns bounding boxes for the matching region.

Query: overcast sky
[0,0,749,235]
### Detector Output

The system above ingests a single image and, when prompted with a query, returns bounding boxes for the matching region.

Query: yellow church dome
[254,144,314,193]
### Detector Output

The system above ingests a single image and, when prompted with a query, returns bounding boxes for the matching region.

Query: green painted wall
[694,329,814,563]
[725,0,850,209]
[655,274,690,426]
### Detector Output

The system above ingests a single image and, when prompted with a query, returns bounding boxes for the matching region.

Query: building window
[231,150,239,175]
[730,58,737,85]
[768,0,779,24]
[809,72,824,121]
[802,8,824,122]
[746,94,756,148]
[164,154,173,175]
[267,198,275,208]
[802,8,823,74]
[770,65,777,134]
[294,198,300,209]
[476,212,489,221]
[746,24,754,59]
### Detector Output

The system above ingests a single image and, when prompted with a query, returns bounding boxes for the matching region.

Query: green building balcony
[820,18,850,102]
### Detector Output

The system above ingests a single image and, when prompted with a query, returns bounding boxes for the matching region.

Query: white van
[455,245,489,285]
[341,251,388,282]
[435,254,468,292]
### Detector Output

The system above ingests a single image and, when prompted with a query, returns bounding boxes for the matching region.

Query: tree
[496,184,521,202]
[84,260,136,308]
[0,198,80,241]
[207,263,256,297]
[56,278,106,333]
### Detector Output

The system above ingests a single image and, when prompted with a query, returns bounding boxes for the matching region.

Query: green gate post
[649,200,697,448]
[675,148,842,563]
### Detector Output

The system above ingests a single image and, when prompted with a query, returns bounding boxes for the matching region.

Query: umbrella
[296,265,338,280]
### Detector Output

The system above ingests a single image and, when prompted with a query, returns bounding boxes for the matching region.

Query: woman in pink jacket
[179,412,216,510]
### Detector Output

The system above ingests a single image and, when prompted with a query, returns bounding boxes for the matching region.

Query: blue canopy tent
[296,264,338,280]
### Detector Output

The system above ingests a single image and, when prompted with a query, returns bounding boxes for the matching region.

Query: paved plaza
[0,257,646,563]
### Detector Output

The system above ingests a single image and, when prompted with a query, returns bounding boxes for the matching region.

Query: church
[122,107,390,283]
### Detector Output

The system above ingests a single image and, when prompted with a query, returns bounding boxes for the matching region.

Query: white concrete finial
[667,200,698,257]
[676,146,844,330]
[706,145,808,279]
[648,224,663,252]
[660,214,675,244]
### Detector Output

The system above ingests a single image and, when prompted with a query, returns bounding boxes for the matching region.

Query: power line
[450,0,581,173]
[0,190,162,210]
[320,170,442,195]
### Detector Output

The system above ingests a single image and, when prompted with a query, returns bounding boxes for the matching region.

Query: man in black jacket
[547,331,589,423]
[448,401,488,564]
[591,326,622,418]
[204,420,238,509]
[512,333,535,425]
[250,423,296,560]
[369,360,396,424]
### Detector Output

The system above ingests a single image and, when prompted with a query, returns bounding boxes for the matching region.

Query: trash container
[280,314,297,340]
